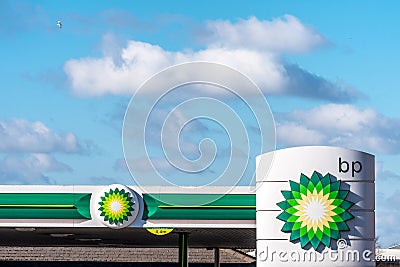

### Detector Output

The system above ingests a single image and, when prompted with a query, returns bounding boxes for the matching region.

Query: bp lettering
[339,157,362,177]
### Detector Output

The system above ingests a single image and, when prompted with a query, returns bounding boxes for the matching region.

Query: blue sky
[1,0,400,247]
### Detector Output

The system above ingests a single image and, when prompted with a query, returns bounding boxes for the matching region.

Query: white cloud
[277,104,400,154]
[64,42,285,97]
[0,119,81,153]
[64,16,360,101]
[0,154,71,184]
[0,153,71,173]
[64,41,174,96]
[203,15,327,53]
[276,122,326,147]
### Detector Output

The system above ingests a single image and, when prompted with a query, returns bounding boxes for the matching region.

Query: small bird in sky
[57,20,62,29]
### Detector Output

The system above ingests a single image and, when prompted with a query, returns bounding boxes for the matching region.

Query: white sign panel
[256,146,375,266]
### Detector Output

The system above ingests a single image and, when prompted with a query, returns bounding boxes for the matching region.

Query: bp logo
[91,184,140,229]
[276,171,354,250]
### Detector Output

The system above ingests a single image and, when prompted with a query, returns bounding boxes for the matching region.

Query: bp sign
[91,184,140,229]
[276,172,354,250]
[256,146,375,266]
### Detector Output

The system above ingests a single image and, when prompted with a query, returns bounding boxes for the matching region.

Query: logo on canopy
[91,184,140,229]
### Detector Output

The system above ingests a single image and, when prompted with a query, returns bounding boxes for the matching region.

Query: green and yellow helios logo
[277,171,354,250]
[91,184,140,228]
[98,188,135,225]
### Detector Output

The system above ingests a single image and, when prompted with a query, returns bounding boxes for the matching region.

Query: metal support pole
[214,247,220,267]
[179,232,188,267]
